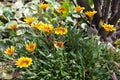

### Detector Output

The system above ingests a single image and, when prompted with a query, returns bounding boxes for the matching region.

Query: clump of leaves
[0,0,120,80]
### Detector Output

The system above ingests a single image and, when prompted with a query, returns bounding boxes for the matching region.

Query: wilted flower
[75,6,85,12]
[15,57,32,68]
[24,17,35,24]
[4,46,15,56]
[54,41,64,49]
[8,24,17,30]
[25,42,36,52]
[85,10,97,17]
[39,3,49,9]
[56,7,67,13]
[102,23,116,32]
[42,24,54,34]
[54,27,68,35]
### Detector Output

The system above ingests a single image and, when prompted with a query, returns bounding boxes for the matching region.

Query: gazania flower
[54,27,68,35]
[42,24,54,34]
[34,21,44,30]
[39,3,49,9]
[15,57,32,68]
[8,24,17,30]
[24,17,35,24]
[75,6,85,12]
[85,10,97,17]
[4,46,15,56]
[25,42,36,52]
[54,41,64,49]
[56,7,67,13]
[102,23,116,32]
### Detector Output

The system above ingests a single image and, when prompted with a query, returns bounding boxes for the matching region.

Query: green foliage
[0,0,120,80]
[88,0,94,6]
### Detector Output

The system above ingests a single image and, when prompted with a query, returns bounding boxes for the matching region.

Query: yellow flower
[4,46,15,56]
[75,6,85,12]
[15,57,32,68]
[25,42,36,52]
[34,21,44,30]
[8,24,17,30]
[42,24,54,34]
[56,7,67,13]
[85,10,97,17]
[54,27,68,35]
[102,23,116,32]
[54,41,64,49]
[39,3,49,9]
[24,17,35,24]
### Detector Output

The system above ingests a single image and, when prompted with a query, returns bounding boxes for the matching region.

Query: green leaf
[39,60,50,67]
[45,0,56,3]
[40,69,50,74]
[61,71,68,76]
[38,50,47,58]
[3,54,14,60]
[114,39,120,45]
[66,16,74,23]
